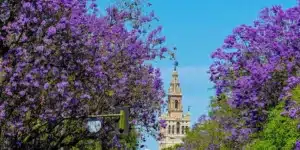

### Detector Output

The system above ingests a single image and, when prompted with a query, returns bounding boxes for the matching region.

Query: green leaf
[106,90,114,96]
[23,135,31,143]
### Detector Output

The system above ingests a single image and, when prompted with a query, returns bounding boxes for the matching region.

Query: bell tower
[158,61,191,150]
[168,64,183,118]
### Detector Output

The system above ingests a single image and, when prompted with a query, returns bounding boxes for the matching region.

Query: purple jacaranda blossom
[160,47,168,53]
[32,17,38,23]
[5,87,12,96]
[0,0,168,149]
[36,45,44,52]
[44,83,50,90]
[0,103,6,120]
[33,81,39,87]
[47,26,56,36]
[140,16,151,23]
[22,2,31,8]
[80,94,91,99]
[159,119,167,128]
[289,108,297,118]
[112,135,122,148]
[0,110,5,120]
[56,23,66,30]
[206,2,300,148]
[56,81,68,89]
[296,140,300,150]
[19,91,26,96]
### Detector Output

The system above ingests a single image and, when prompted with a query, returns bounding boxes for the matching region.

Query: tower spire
[168,61,181,95]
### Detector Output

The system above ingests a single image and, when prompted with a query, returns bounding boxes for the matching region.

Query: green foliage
[244,139,277,150]
[72,140,102,150]
[209,94,239,120]
[119,128,139,150]
[181,95,232,150]
[181,83,300,150]
[162,144,182,150]
[246,102,300,149]
[292,85,300,103]
[184,119,227,150]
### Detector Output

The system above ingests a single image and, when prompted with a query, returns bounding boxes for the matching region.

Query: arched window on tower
[168,125,171,134]
[182,125,184,134]
[175,100,178,109]
[172,125,175,134]
[176,122,180,134]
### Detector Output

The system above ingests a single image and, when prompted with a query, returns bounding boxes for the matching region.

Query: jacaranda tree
[0,0,172,149]
[209,1,300,149]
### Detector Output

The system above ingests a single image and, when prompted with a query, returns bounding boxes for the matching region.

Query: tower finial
[169,60,181,95]
[174,61,178,71]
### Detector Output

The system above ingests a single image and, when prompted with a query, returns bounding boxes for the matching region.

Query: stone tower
[158,65,191,150]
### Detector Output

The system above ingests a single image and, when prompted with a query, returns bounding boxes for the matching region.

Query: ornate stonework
[158,68,190,150]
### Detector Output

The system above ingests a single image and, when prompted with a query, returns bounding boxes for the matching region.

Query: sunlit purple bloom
[5,87,12,96]
[47,26,56,36]
[19,91,26,96]
[80,94,91,99]
[289,108,297,118]
[33,17,38,23]
[159,119,167,128]
[36,46,44,52]
[44,83,50,90]
[56,23,66,30]
[56,81,68,88]
[33,81,39,87]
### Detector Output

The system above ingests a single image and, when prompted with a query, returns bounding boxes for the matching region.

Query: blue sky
[96,0,297,149]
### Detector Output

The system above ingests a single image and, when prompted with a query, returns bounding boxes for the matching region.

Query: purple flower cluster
[159,119,167,128]
[209,4,300,146]
[296,140,300,150]
[47,26,56,37]
[0,0,171,148]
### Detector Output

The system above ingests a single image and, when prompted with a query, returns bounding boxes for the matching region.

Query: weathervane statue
[174,61,179,71]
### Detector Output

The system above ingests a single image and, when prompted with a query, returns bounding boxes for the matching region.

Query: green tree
[245,102,300,150]
[245,86,300,150]
[162,144,183,150]
[184,119,226,150]
[181,95,234,150]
